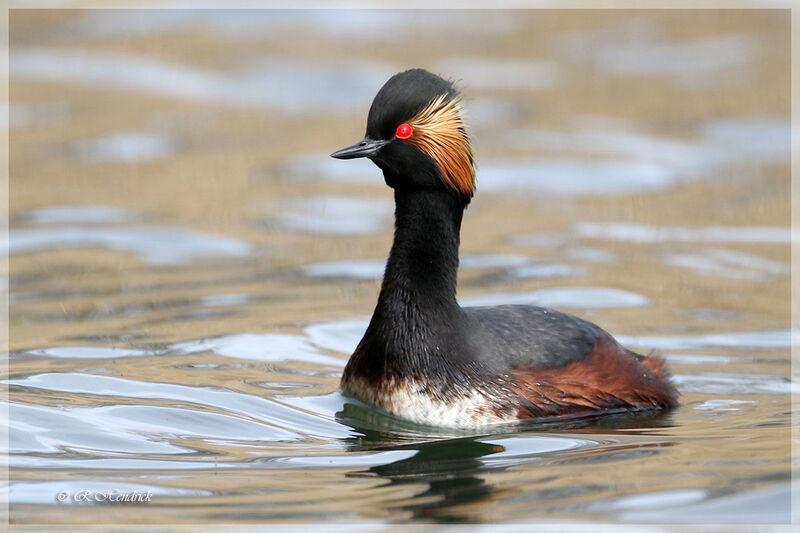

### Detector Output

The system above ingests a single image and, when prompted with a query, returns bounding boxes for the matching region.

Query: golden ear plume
[406,94,475,196]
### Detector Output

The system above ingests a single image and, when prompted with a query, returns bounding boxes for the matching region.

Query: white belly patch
[341,375,519,428]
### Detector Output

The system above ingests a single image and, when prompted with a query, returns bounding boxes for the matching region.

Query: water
[7,9,793,527]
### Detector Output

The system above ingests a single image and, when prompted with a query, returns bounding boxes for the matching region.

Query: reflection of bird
[358,438,506,522]
[331,68,678,429]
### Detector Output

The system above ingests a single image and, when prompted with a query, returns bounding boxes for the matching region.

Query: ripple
[511,263,586,279]
[16,205,139,225]
[603,488,708,511]
[173,333,346,367]
[479,433,599,465]
[200,293,255,307]
[574,222,791,244]
[664,248,788,281]
[9,101,70,129]
[460,254,531,269]
[284,152,379,184]
[559,26,758,88]
[9,372,350,441]
[673,373,798,395]
[240,59,395,113]
[692,399,755,411]
[274,195,391,235]
[8,225,252,265]
[12,48,243,104]
[15,346,151,360]
[277,392,348,422]
[304,320,369,355]
[434,57,559,91]
[510,232,570,248]
[72,131,175,163]
[17,402,296,458]
[10,403,190,456]
[302,259,385,280]
[10,455,239,471]
[617,329,791,350]
[499,115,704,167]
[272,450,417,468]
[475,158,676,195]
[93,403,295,443]
[460,287,649,308]
[11,48,395,113]
[565,246,617,263]
[618,482,791,523]
[702,118,789,164]
[492,112,787,196]
[70,10,519,41]
[664,353,739,364]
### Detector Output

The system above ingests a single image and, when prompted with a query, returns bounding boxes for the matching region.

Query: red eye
[395,123,413,139]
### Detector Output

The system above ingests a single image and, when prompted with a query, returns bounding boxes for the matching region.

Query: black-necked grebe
[331,68,678,428]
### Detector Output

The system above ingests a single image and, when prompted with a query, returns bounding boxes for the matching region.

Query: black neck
[365,187,466,365]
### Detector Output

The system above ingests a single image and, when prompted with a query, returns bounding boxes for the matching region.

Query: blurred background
[8,9,793,526]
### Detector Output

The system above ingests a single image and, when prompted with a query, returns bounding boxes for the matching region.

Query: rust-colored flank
[406,94,476,196]
[508,338,678,419]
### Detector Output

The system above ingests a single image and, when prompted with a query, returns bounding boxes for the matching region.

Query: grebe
[331,68,677,428]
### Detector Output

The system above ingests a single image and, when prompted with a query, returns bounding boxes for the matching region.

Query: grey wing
[462,304,614,371]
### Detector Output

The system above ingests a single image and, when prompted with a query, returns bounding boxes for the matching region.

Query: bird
[330,68,678,428]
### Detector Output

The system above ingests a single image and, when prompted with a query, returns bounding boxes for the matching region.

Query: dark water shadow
[349,438,505,523]
[336,398,677,448]
[334,399,677,522]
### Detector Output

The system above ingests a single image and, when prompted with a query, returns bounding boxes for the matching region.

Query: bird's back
[462,304,611,372]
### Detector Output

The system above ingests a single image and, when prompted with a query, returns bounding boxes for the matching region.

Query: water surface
[7,9,792,527]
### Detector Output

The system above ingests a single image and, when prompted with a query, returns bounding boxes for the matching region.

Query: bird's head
[331,68,475,201]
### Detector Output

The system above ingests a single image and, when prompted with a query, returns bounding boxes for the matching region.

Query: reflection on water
[67,9,520,41]
[173,332,346,366]
[16,205,140,225]
[349,438,510,522]
[617,329,791,350]
[8,8,791,527]
[274,195,393,235]
[434,57,560,91]
[557,22,759,86]
[72,131,175,163]
[490,116,789,192]
[9,225,252,265]
[336,407,680,522]
[574,222,791,244]
[12,49,396,113]
[664,248,787,281]
[460,287,649,308]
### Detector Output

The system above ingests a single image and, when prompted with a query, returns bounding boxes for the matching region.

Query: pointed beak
[330,138,390,160]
